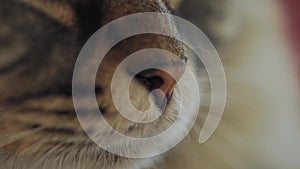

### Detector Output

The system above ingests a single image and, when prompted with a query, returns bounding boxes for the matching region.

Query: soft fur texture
[1,0,300,169]
[0,0,198,169]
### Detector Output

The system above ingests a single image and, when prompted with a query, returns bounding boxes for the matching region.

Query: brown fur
[0,0,192,169]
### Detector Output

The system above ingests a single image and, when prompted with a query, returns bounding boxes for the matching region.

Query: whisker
[42,157,49,169]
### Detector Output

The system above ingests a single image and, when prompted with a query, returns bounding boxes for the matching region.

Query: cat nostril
[136,74,164,91]
[136,67,184,99]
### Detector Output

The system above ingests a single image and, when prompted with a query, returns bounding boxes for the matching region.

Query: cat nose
[136,64,186,100]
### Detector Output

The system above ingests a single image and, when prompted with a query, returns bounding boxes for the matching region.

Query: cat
[1,0,300,169]
[0,0,199,169]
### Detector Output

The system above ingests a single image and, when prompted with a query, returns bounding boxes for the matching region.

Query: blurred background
[164,0,300,169]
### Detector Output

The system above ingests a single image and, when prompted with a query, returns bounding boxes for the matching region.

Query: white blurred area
[165,0,300,168]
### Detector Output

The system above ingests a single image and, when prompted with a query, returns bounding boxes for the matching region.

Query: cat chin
[80,69,199,159]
